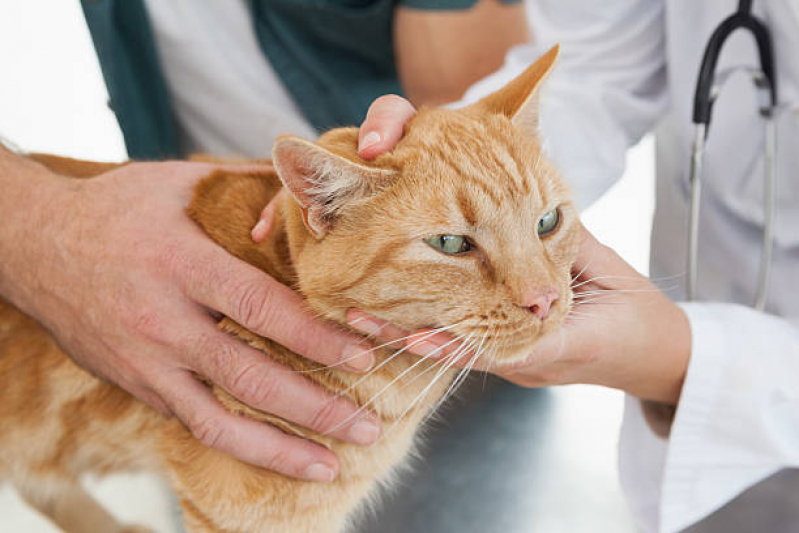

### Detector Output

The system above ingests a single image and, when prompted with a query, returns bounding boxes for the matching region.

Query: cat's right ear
[272,135,396,239]
[470,44,559,134]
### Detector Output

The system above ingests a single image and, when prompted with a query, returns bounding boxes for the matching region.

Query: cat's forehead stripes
[403,110,546,217]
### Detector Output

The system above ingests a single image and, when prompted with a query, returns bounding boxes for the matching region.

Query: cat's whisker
[572,287,665,297]
[321,334,468,438]
[336,325,464,394]
[430,338,483,409]
[379,336,477,410]
[571,274,645,290]
[567,310,601,317]
[389,339,481,434]
[297,321,463,375]
[570,249,598,284]
[481,341,495,391]
[425,330,488,418]
[571,298,624,306]
[415,332,489,430]
[314,328,463,432]
[375,338,478,444]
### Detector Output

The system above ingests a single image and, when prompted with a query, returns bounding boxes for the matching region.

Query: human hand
[1,159,380,481]
[348,226,691,405]
[347,98,690,402]
[250,95,417,239]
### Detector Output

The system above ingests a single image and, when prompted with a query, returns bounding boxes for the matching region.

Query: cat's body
[0,163,452,533]
[0,47,579,532]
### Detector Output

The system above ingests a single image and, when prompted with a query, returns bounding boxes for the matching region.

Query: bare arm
[394,0,529,106]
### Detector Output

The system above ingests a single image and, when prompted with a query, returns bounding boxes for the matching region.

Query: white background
[0,1,655,531]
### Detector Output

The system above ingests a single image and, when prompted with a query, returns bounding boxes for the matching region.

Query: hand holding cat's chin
[0,157,383,482]
[348,228,692,407]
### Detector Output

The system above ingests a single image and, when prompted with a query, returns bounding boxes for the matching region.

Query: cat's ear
[471,44,559,133]
[272,135,396,239]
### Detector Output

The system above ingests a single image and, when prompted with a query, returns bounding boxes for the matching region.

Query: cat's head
[275,46,580,364]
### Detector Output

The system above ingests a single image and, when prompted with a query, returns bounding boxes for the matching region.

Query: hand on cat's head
[346,50,689,405]
[347,225,691,406]
[252,46,591,369]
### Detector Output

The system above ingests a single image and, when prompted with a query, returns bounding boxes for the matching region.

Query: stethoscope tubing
[687,0,776,311]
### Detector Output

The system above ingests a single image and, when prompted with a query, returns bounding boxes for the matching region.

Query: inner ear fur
[272,135,396,238]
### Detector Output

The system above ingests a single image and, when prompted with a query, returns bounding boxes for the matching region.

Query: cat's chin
[479,318,568,365]
[488,340,541,366]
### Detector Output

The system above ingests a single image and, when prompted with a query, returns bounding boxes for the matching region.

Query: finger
[358,95,417,160]
[346,309,411,350]
[251,190,286,243]
[156,370,340,481]
[346,310,472,363]
[176,245,375,373]
[181,318,381,445]
[132,384,174,418]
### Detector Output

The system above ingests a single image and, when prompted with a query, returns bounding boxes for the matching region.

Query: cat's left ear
[470,44,559,134]
[272,135,396,239]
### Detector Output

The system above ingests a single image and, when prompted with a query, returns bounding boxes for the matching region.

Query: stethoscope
[688,0,776,311]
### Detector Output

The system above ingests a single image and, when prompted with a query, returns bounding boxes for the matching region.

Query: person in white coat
[347,0,799,531]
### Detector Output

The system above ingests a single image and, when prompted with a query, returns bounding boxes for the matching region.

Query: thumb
[358,95,417,160]
[251,189,286,243]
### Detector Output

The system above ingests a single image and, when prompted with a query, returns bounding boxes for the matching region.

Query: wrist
[0,150,72,313]
[615,299,691,405]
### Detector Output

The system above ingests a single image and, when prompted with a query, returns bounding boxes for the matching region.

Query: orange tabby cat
[0,46,578,533]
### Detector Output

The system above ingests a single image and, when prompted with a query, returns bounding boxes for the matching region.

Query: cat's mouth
[451,305,570,364]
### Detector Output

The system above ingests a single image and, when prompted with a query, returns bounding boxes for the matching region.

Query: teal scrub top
[81,0,520,160]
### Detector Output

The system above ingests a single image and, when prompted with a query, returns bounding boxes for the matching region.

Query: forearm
[394,0,529,106]
[0,145,67,312]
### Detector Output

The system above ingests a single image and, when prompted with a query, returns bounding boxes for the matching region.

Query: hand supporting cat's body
[0,162,456,533]
[0,47,579,532]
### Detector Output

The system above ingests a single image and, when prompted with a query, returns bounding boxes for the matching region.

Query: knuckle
[306,398,342,434]
[152,242,191,278]
[127,307,167,343]
[232,281,275,331]
[230,362,282,408]
[203,338,238,379]
[263,445,292,474]
[191,415,227,449]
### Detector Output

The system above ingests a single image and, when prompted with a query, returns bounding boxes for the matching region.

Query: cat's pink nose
[519,288,559,320]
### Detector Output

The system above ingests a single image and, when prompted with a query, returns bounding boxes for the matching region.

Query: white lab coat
[461,1,799,531]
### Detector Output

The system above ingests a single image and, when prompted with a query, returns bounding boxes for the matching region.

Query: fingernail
[360,131,381,151]
[251,219,267,241]
[348,316,384,337]
[303,462,336,482]
[347,419,381,446]
[408,340,444,358]
[341,344,374,373]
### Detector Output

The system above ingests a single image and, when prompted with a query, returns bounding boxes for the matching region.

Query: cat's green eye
[537,208,560,237]
[424,235,472,255]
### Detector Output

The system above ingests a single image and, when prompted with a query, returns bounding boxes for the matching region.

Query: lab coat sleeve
[455,0,669,210]
[619,303,799,533]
